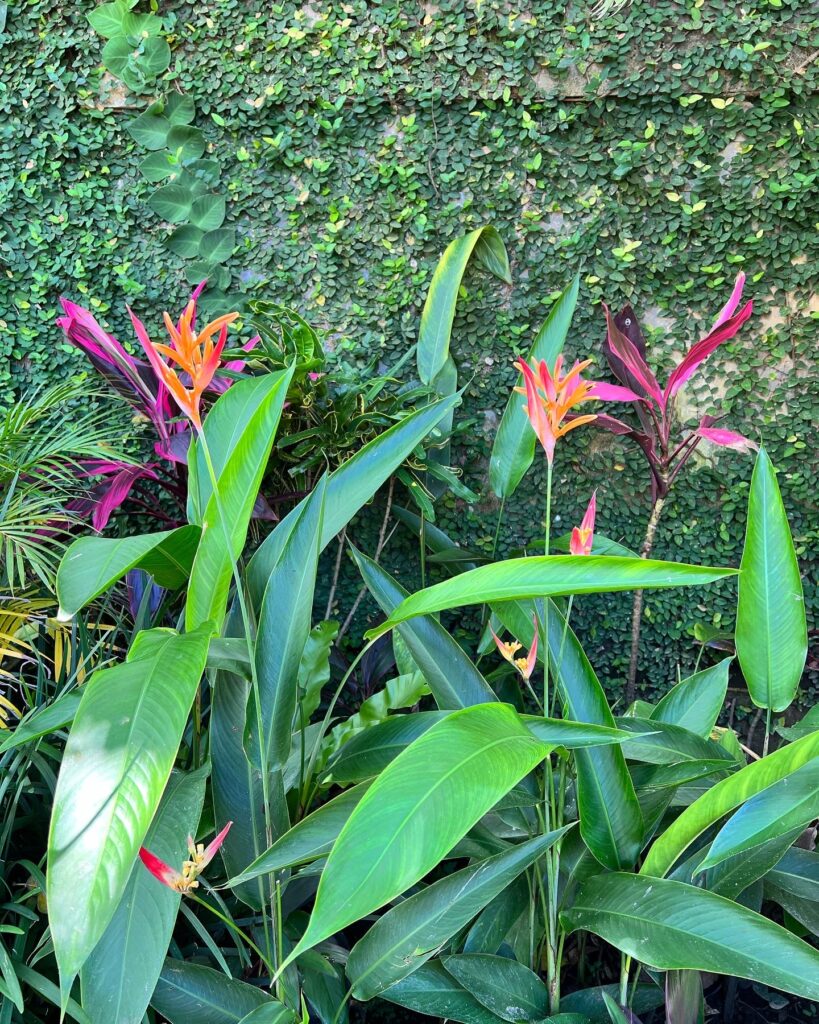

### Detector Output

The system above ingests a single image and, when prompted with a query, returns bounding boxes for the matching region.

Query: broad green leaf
[186,372,292,631]
[227,782,371,887]
[56,526,200,618]
[47,627,211,987]
[285,704,548,962]
[765,848,819,934]
[736,448,807,712]
[324,711,448,783]
[247,393,460,610]
[323,671,429,758]
[13,963,92,1024]
[348,829,569,999]
[641,730,819,877]
[0,691,80,753]
[0,938,23,1013]
[381,960,506,1024]
[523,717,635,749]
[616,717,736,765]
[238,1006,297,1024]
[489,275,578,498]
[151,960,277,1023]
[368,557,737,637]
[705,827,802,900]
[425,355,458,500]
[697,758,819,871]
[80,768,208,1024]
[190,194,226,231]
[166,93,195,125]
[601,993,630,1024]
[562,873,819,1000]
[87,3,131,37]
[297,620,338,722]
[255,477,325,769]
[650,659,731,737]
[552,532,637,557]
[351,547,497,709]
[140,151,177,183]
[210,605,268,910]
[496,602,642,870]
[442,954,549,1022]
[147,184,192,224]
[463,874,529,954]
[166,224,204,256]
[560,984,664,1021]
[166,124,205,161]
[201,227,235,265]
[417,226,511,384]
[127,108,170,150]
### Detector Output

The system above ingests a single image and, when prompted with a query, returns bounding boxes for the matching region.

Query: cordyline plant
[9,232,811,1024]
[591,273,756,701]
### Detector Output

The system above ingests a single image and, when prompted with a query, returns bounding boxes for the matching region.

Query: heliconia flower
[594,273,753,411]
[490,617,538,681]
[128,300,239,431]
[570,490,597,556]
[514,355,598,464]
[139,821,233,894]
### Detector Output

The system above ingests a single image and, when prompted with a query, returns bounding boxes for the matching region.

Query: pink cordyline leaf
[663,299,753,404]
[90,463,160,531]
[588,382,644,403]
[711,272,746,330]
[695,425,758,452]
[602,304,663,404]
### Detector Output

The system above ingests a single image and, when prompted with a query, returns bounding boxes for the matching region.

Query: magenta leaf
[663,300,753,404]
[602,304,663,404]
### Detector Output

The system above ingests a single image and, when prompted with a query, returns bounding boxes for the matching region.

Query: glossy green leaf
[227,782,371,887]
[381,960,506,1024]
[247,393,461,609]
[285,704,548,962]
[442,954,549,1022]
[705,827,802,900]
[698,757,819,871]
[417,226,510,384]
[765,848,819,935]
[0,938,23,1013]
[189,194,226,231]
[552,532,637,557]
[523,716,635,749]
[616,717,736,765]
[151,960,280,1023]
[255,476,326,769]
[80,768,208,1024]
[323,711,448,783]
[186,372,291,631]
[147,184,192,224]
[562,873,819,1000]
[641,730,819,877]
[736,448,807,712]
[56,526,200,618]
[351,547,496,709]
[0,691,80,753]
[560,984,664,1022]
[348,829,569,999]
[368,557,737,637]
[489,275,578,498]
[237,1006,297,1024]
[47,626,211,988]
[650,659,731,737]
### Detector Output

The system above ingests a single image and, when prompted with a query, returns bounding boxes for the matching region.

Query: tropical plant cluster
[0,232,815,1024]
[2,0,816,695]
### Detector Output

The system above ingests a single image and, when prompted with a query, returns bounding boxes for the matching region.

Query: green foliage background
[2,0,816,705]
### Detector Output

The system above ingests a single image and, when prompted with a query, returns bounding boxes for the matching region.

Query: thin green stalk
[188,891,276,977]
[419,511,427,590]
[197,432,275,972]
[619,953,632,1008]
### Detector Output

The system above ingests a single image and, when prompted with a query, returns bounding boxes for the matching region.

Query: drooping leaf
[56,526,200,618]
[351,547,497,710]
[227,783,371,887]
[736,448,807,712]
[641,730,819,878]
[151,960,284,1024]
[348,829,570,999]
[246,394,461,610]
[616,718,736,765]
[705,826,802,900]
[442,954,550,1022]
[417,226,511,385]
[284,704,548,962]
[562,873,819,1000]
[697,758,819,872]
[80,768,208,1024]
[381,960,506,1024]
[0,691,81,753]
[649,659,731,738]
[368,557,737,638]
[186,372,292,631]
[490,275,578,499]
[47,626,212,988]
[323,711,449,784]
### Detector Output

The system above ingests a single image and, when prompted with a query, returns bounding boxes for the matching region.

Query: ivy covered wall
[2,0,816,704]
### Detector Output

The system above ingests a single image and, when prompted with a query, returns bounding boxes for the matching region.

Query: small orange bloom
[514,355,598,464]
[139,821,233,894]
[490,617,538,682]
[570,490,597,556]
[128,299,239,431]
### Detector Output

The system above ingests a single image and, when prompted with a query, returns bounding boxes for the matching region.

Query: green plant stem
[619,953,632,1008]
[188,891,276,978]
[197,431,276,975]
